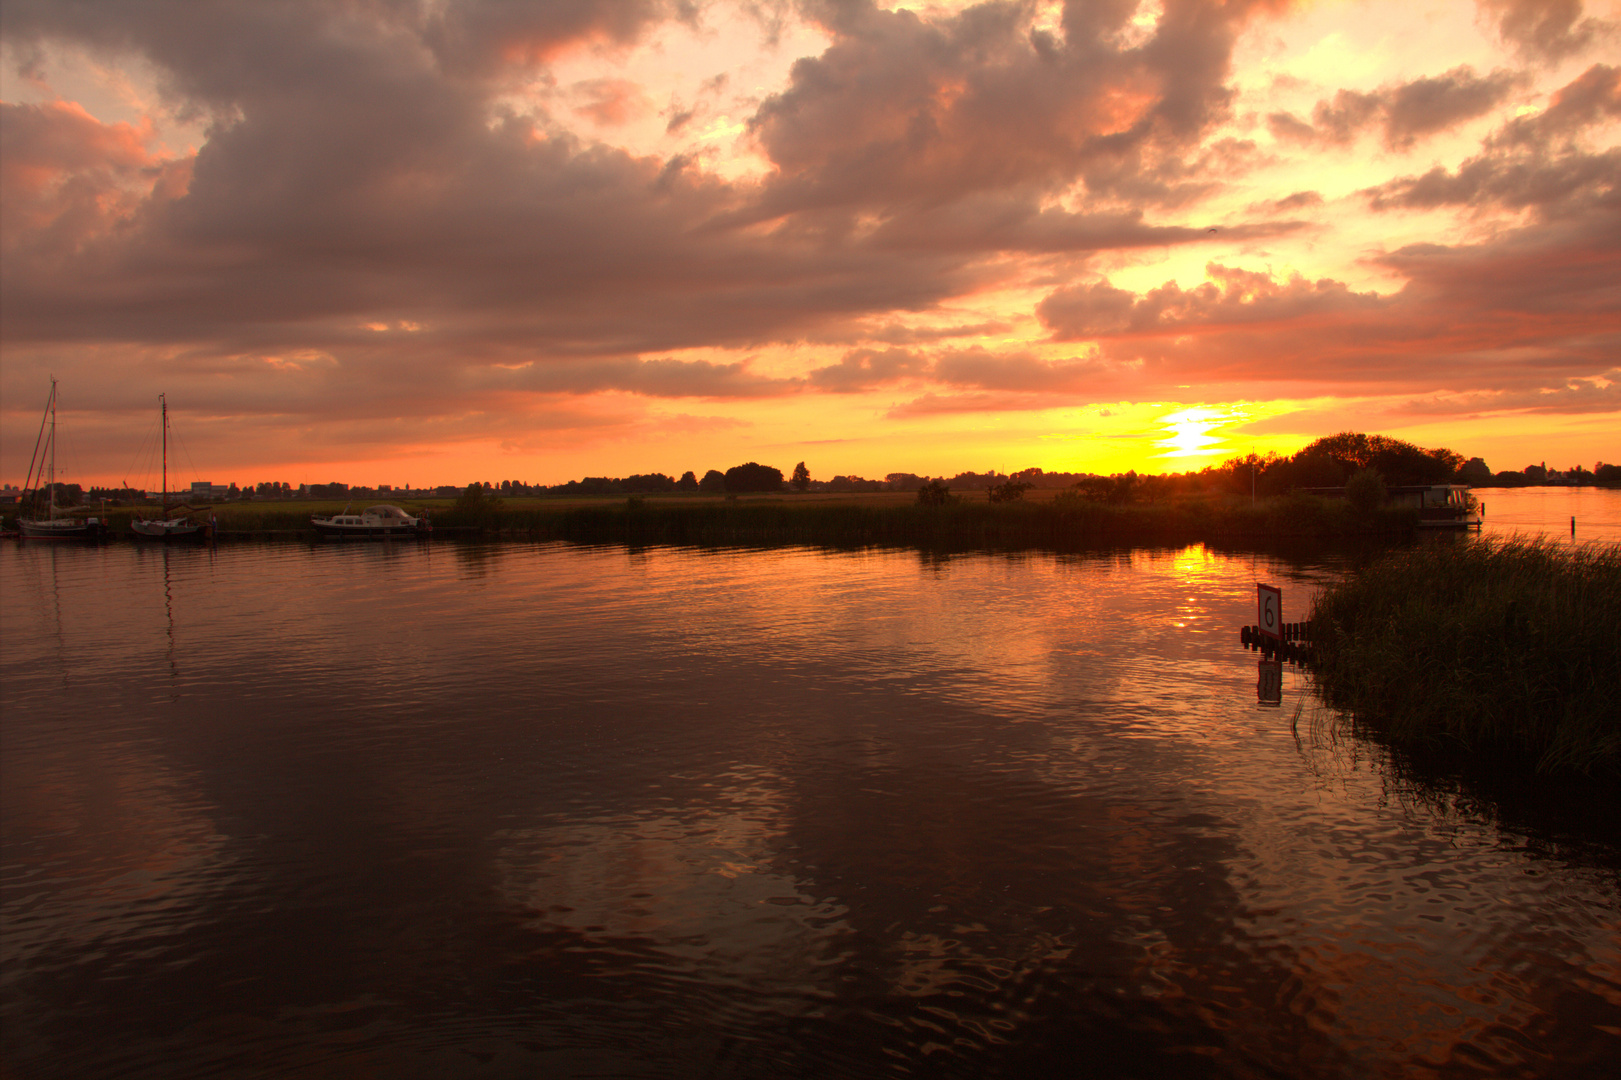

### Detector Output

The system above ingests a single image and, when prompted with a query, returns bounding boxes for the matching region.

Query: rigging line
[169,420,206,496]
[24,379,56,494]
[123,412,163,494]
[49,382,93,494]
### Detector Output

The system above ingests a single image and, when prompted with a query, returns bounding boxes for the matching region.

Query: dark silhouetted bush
[1346,468,1387,515]
[988,479,1032,503]
[724,462,783,493]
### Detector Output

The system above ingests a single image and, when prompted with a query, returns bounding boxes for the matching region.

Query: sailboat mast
[47,379,57,520]
[160,393,168,515]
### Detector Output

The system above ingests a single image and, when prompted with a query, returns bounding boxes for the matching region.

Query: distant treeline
[490,433,1618,503]
[22,432,1618,509]
[1221,433,1616,495]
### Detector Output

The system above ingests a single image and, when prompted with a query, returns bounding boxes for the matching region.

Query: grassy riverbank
[81,490,1419,547]
[1309,537,1621,773]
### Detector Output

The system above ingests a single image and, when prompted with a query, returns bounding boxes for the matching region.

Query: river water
[3,497,1619,1079]
[1475,485,1621,544]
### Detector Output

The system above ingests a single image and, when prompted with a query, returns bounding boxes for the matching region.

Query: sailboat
[131,394,213,542]
[17,379,109,540]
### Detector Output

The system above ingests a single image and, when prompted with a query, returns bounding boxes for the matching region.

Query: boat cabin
[1300,484,1480,528]
[1384,485,1473,511]
[310,503,429,538]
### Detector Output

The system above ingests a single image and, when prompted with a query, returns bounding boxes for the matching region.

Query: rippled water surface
[3,535,1618,1079]
[1477,486,1621,544]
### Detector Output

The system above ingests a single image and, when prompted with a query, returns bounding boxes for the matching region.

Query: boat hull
[311,505,430,540]
[18,518,108,541]
[310,521,429,539]
[131,518,213,542]
[1415,509,1483,530]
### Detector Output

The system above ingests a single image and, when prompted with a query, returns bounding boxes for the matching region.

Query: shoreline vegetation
[1308,538,1621,775]
[51,489,1431,548]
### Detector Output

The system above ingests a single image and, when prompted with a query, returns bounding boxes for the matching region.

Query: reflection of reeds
[1309,537,1621,774]
[1290,691,1370,792]
[433,494,1415,546]
[84,493,1421,545]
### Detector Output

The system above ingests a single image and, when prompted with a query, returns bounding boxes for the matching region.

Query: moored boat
[1388,484,1483,530]
[19,514,109,541]
[131,393,212,543]
[311,504,431,539]
[17,379,109,541]
[1303,483,1483,530]
[131,514,211,541]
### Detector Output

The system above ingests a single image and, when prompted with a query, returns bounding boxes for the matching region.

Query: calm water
[3,511,1619,1078]
[1476,485,1621,544]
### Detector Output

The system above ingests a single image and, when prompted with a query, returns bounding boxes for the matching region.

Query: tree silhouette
[988,478,1033,503]
[791,461,810,491]
[1345,468,1387,515]
[724,462,783,493]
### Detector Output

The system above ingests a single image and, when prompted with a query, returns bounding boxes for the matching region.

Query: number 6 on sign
[1257,583,1282,641]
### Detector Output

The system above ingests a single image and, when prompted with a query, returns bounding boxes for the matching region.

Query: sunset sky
[2,0,1617,490]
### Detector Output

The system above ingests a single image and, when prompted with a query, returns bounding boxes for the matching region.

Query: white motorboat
[310,504,431,539]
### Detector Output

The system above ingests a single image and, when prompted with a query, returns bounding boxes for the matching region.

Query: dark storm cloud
[885,389,1080,417]
[854,320,1012,346]
[1251,190,1322,214]
[421,0,692,76]
[1034,208,1620,399]
[1363,147,1621,216]
[861,196,1299,255]
[1492,63,1621,147]
[1382,66,1523,147]
[1038,266,1384,340]
[1392,375,1621,417]
[931,345,1110,392]
[807,347,927,392]
[0,0,1300,411]
[806,341,1114,397]
[1268,66,1521,150]
[0,29,980,364]
[511,356,804,398]
[748,0,1287,220]
[1479,0,1608,63]
[1364,66,1621,218]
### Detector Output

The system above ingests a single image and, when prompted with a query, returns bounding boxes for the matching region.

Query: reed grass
[1308,537,1621,773]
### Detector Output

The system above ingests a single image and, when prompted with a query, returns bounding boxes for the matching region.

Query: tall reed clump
[1308,537,1621,773]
